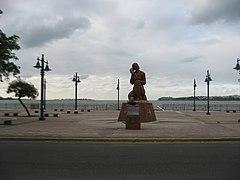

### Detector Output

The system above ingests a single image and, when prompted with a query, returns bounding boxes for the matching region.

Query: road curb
[1,137,240,142]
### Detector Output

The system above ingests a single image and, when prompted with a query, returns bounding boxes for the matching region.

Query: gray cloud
[190,0,240,24]
[50,0,116,16]
[180,56,202,63]
[21,16,91,48]
[135,19,145,29]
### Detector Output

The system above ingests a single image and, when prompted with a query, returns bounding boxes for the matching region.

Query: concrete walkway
[0,109,240,141]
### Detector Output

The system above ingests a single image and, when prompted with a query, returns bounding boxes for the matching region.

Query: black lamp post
[43,78,47,109]
[116,79,120,110]
[205,70,212,115]
[193,79,197,111]
[34,54,51,120]
[72,72,81,110]
[233,58,240,82]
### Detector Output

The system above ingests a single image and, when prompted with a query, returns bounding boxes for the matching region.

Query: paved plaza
[0,109,240,141]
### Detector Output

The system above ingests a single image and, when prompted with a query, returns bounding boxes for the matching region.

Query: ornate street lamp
[205,70,212,115]
[233,58,240,121]
[34,54,51,120]
[233,58,240,82]
[193,79,197,111]
[72,72,81,110]
[116,79,120,110]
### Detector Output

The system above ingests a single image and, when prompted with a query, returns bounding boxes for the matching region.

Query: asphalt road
[0,141,239,180]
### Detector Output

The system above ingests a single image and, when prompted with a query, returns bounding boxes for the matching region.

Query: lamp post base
[193,109,196,111]
[39,117,46,120]
[206,112,211,115]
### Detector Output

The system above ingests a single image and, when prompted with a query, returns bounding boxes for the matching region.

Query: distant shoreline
[158,95,240,101]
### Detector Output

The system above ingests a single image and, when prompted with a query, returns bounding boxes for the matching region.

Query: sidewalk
[0,109,240,141]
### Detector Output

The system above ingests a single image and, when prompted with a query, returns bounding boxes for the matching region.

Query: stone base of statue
[118,101,156,130]
[126,115,141,129]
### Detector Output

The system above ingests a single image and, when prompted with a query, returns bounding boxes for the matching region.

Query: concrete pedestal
[118,101,156,129]
[126,115,141,129]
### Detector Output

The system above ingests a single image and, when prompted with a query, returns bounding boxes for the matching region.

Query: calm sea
[0,99,239,112]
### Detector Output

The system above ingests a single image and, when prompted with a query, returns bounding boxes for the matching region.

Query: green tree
[0,10,21,82]
[7,79,39,116]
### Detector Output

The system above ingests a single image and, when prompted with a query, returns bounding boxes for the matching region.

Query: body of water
[0,99,239,112]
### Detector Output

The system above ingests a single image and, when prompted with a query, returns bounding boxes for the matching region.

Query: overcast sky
[1,0,240,100]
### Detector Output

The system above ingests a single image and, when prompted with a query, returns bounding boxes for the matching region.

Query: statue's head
[132,63,140,71]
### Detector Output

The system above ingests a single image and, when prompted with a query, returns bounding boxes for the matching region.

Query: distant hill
[0,97,14,100]
[158,95,240,101]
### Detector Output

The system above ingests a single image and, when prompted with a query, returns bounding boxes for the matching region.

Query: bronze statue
[128,63,147,101]
[118,62,156,127]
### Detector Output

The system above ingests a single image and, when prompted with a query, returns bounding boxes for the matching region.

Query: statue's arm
[130,74,134,85]
[141,72,146,85]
